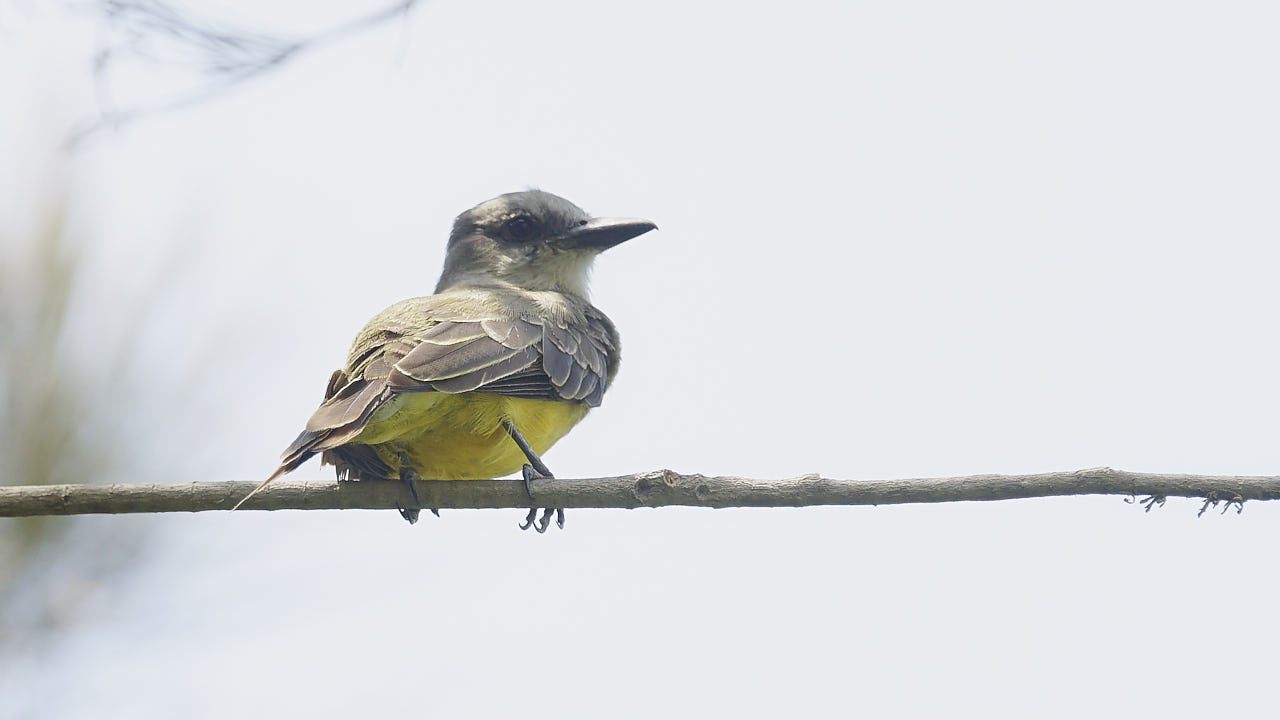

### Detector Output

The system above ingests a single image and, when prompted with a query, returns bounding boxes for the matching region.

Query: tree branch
[70,0,425,145]
[1,468,1277,518]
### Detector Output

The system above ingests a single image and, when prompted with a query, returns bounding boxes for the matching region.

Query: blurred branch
[0,163,152,649]
[71,0,424,144]
[0,468,1275,517]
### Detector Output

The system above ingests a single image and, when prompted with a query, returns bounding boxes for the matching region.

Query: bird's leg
[502,419,554,478]
[502,418,564,533]
[396,452,439,525]
[519,466,543,531]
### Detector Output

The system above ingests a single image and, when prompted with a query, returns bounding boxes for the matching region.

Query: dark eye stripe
[503,216,537,241]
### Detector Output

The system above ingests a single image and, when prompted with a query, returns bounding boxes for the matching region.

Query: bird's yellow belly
[352,392,589,480]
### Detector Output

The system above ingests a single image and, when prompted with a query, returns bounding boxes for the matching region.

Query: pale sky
[3,1,1280,717]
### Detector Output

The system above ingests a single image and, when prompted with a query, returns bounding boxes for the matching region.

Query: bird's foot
[502,418,564,533]
[1198,490,1245,517]
[519,463,565,533]
[519,507,565,533]
[1138,494,1166,512]
[396,455,439,525]
[397,502,419,525]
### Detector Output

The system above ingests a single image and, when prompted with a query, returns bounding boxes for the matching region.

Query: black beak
[556,217,657,251]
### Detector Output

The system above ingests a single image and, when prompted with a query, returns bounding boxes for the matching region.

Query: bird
[232,190,656,531]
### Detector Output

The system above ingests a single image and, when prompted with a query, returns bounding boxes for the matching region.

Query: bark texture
[0,467,1275,517]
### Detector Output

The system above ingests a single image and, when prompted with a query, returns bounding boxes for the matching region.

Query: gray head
[435,190,656,296]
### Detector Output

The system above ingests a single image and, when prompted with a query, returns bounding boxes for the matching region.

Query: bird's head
[435,190,656,296]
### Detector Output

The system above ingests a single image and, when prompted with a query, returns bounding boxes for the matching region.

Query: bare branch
[70,0,424,145]
[1,468,1277,517]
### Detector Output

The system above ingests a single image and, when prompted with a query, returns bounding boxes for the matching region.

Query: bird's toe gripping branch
[1198,490,1246,517]
[518,464,565,533]
[502,418,565,533]
[394,453,439,525]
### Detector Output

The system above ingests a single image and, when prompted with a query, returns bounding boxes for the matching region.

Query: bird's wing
[389,314,615,407]
[233,306,617,510]
[531,314,615,408]
[274,313,614,471]
[268,332,418,478]
[387,317,545,395]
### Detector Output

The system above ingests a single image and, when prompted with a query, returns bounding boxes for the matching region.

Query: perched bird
[233,190,655,531]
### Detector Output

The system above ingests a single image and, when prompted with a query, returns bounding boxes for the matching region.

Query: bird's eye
[503,216,537,241]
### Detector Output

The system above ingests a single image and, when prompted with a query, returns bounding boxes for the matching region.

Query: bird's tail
[230,463,294,512]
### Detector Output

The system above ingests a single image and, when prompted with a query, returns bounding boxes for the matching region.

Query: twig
[69,0,424,145]
[2,467,1278,517]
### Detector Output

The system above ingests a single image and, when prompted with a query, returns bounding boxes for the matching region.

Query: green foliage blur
[0,187,147,649]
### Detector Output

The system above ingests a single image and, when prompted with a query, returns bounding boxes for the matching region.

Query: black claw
[535,507,554,533]
[397,503,420,525]
[556,508,565,529]
[430,508,440,518]
[396,452,426,525]
[519,508,538,531]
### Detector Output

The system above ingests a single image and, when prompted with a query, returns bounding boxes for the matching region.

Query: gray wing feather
[541,333,574,386]
[580,342,605,379]
[478,365,560,399]
[544,323,579,356]
[578,372,600,405]
[395,316,614,406]
[395,335,524,382]
[417,321,489,345]
[584,354,608,407]
[481,318,542,348]
[419,345,541,393]
[279,377,387,468]
[557,363,588,401]
[278,311,615,472]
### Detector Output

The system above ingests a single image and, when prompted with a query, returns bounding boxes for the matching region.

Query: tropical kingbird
[233,190,655,531]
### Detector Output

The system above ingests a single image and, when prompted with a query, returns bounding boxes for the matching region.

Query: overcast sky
[3,1,1280,717]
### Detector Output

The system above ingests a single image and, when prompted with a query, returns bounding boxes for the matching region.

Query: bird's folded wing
[540,318,611,407]
[278,315,614,467]
[388,318,543,393]
[278,334,417,465]
[389,316,612,406]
